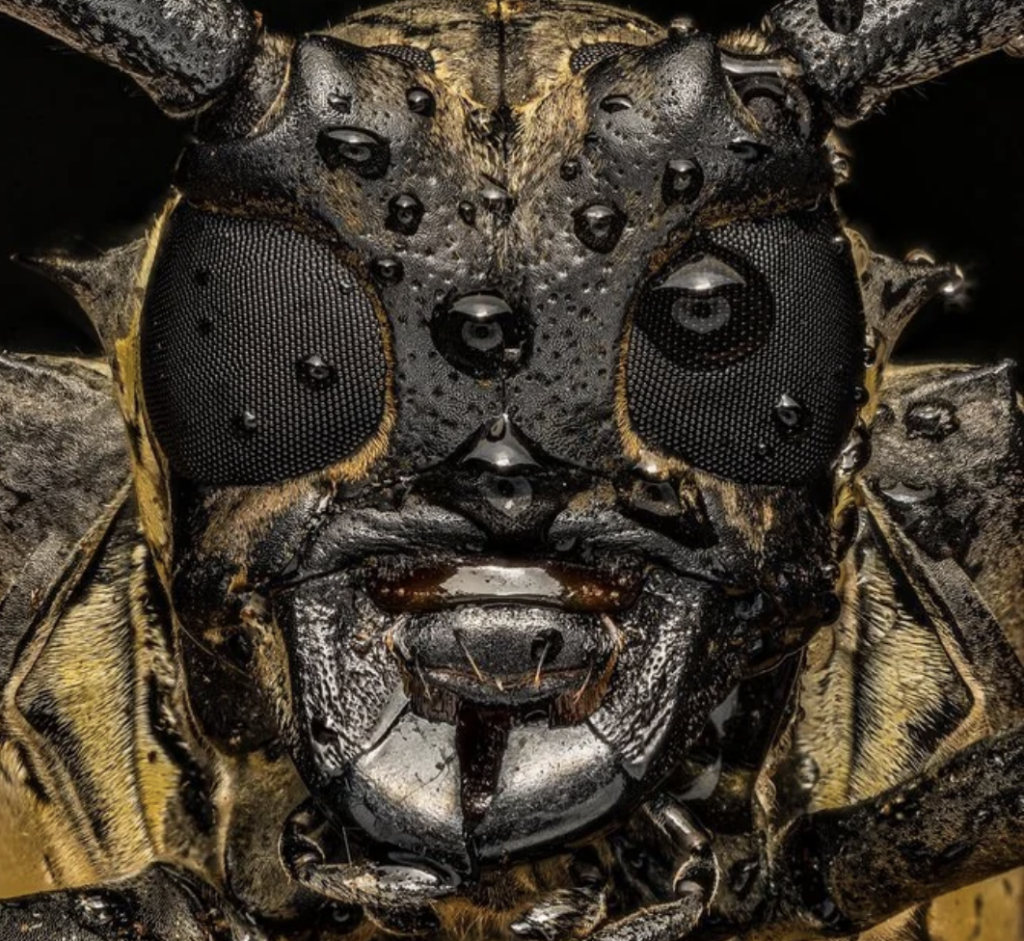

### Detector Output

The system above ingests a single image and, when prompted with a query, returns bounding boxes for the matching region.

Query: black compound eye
[625,212,864,485]
[141,205,390,486]
[635,253,773,370]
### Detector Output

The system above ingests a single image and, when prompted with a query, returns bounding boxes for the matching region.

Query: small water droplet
[663,158,704,205]
[75,892,130,932]
[317,126,390,179]
[458,200,478,225]
[879,480,937,505]
[560,157,582,181]
[235,408,260,437]
[774,394,809,436]
[328,92,352,114]
[852,385,869,405]
[838,427,870,475]
[406,86,436,116]
[481,179,515,219]
[297,354,338,389]
[905,400,960,441]
[863,343,877,366]
[728,137,772,161]
[573,203,626,253]
[387,192,425,235]
[373,257,405,285]
[756,441,775,459]
[600,94,633,113]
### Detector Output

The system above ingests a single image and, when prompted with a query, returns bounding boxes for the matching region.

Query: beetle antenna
[12,240,146,353]
[0,0,260,116]
[765,0,1024,122]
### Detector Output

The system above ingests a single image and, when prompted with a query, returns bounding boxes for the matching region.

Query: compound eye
[141,205,390,486]
[635,252,773,370]
[624,213,864,485]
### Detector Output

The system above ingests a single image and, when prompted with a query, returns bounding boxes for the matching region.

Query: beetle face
[135,6,861,878]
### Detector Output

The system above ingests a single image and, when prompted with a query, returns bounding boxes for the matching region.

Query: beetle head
[118,7,862,878]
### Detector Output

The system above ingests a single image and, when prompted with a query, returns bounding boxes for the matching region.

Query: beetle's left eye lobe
[635,253,773,370]
[140,205,390,486]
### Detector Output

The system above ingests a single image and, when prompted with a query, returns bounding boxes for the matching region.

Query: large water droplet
[461,415,541,471]
[373,257,405,285]
[663,158,704,205]
[905,400,960,441]
[297,354,338,389]
[387,192,425,235]
[406,86,436,116]
[600,94,633,113]
[573,203,626,253]
[317,126,391,179]
[432,293,529,378]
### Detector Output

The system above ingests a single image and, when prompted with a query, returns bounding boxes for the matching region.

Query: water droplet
[373,257,405,285]
[905,400,959,441]
[297,354,338,389]
[432,293,529,378]
[663,158,704,205]
[481,179,515,219]
[406,86,436,116]
[386,192,425,235]
[852,385,869,405]
[728,137,772,161]
[75,891,131,932]
[863,343,877,366]
[76,895,114,928]
[317,126,390,179]
[462,415,541,471]
[482,473,534,517]
[600,94,633,113]
[774,394,808,436]
[467,109,496,140]
[560,157,582,181]
[328,92,352,114]
[235,409,260,437]
[756,441,775,459]
[458,200,477,225]
[573,203,626,253]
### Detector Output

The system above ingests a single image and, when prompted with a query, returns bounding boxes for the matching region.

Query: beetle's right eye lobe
[140,205,390,486]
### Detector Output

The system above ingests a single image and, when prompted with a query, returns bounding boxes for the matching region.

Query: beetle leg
[510,887,609,940]
[584,890,705,941]
[280,800,455,930]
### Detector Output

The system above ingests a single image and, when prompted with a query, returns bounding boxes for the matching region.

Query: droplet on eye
[659,255,746,293]
[297,354,337,389]
[773,394,809,436]
[234,408,260,437]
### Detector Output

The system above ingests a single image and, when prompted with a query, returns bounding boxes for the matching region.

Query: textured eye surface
[625,212,864,485]
[141,205,389,485]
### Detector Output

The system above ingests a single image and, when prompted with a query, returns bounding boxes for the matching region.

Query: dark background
[0,0,1021,366]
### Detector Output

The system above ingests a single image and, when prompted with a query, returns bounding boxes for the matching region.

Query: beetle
[0,0,1022,939]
